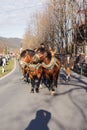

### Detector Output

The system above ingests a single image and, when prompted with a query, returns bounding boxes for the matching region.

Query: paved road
[0,59,87,130]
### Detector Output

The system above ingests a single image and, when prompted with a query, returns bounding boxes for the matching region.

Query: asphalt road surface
[0,59,87,130]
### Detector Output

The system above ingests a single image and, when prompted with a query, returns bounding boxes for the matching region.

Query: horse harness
[20,57,60,72]
[42,57,59,70]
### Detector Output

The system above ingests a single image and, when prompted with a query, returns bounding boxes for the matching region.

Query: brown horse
[36,49,61,95]
[28,63,43,93]
[20,49,43,93]
[19,49,35,82]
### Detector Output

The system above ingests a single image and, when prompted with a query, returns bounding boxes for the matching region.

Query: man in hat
[64,54,74,81]
[39,43,45,52]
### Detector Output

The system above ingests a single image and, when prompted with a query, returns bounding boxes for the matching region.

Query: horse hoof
[50,90,55,95]
[31,89,34,93]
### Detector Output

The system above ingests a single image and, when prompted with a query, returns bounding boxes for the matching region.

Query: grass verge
[0,58,14,78]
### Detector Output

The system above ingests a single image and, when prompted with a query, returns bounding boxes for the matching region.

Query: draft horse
[19,49,43,93]
[28,63,43,93]
[19,49,35,82]
[36,49,61,95]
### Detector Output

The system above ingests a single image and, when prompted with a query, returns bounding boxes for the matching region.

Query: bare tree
[22,0,87,54]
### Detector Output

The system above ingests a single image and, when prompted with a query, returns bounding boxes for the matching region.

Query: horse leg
[46,76,54,95]
[54,78,58,89]
[46,78,51,91]
[31,78,35,93]
[26,71,31,83]
[50,75,56,95]
[50,75,54,90]
[25,72,29,83]
[35,76,42,93]
[54,73,59,88]
[50,84,56,95]
[35,79,40,93]
[43,76,48,88]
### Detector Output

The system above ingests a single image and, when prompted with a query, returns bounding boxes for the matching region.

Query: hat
[40,43,44,46]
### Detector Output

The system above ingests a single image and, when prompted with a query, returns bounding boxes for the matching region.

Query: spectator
[2,57,6,73]
[64,54,74,81]
[85,55,87,64]
[37,43,46,53]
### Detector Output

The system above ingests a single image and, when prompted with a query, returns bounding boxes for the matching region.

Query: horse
[36,48,61,95]
[19,49,35,82]
[19,49,43,93]
[28,62,43,93]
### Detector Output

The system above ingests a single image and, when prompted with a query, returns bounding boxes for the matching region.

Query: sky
[0,0,48,38]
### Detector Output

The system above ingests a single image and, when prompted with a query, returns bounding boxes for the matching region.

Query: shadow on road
[25,109,51,130]
[54,72,87,97]
[71,74,87,86]
[68,92,87,130]
[69,92,87,120]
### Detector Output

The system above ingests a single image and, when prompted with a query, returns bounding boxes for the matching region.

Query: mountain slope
[0,37,21,49]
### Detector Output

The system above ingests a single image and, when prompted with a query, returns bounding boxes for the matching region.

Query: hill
[0,37,21,49]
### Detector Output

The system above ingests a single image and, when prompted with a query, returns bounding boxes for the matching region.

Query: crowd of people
[74,53,87,76]
[0,55,10,73]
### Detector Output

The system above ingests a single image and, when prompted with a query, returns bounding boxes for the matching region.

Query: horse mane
[20,50,26,57]
[20,49,35,57]
[26,49,35,56]
[37,47,45,54]
[44,50,52,60]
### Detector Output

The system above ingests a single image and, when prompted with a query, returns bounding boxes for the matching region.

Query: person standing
[2,57,6,73]
[64,54,74,81]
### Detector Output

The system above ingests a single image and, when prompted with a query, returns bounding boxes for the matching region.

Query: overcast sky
[0,0,48,38]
